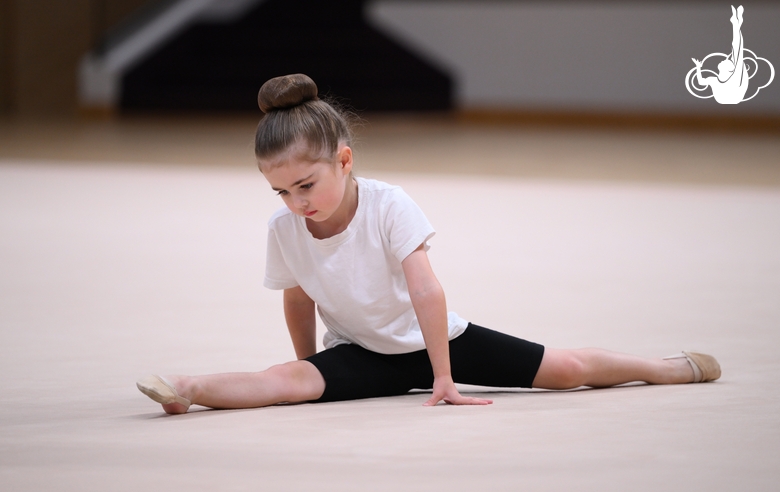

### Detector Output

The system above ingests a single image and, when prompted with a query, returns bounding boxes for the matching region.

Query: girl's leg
[159,360,325,414]
[532,348,694,390]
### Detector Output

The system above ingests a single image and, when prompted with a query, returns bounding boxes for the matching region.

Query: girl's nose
[293,195,308,209]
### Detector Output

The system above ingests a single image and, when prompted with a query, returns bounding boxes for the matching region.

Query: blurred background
[1,0,779,122]
[2,0,779,181]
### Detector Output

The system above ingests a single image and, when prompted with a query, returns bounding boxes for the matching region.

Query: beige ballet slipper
[136,375,191,410]
[663,351,721,383]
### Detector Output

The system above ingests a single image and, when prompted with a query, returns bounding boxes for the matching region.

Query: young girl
[137,74,720,414]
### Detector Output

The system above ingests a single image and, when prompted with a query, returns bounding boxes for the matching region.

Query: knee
[548,351,588,389]
[269,361,311,386]
[268,361,324,401]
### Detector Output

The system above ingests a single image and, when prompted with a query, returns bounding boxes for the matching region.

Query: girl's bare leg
[159,360,325,414]
[532,348,695,390]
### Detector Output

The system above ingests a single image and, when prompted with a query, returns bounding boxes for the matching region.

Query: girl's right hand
[423,375,493,406]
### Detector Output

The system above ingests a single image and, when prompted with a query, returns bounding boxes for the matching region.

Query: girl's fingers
[425,394,494,406]
[424,377,494,406]
[458,397,493,405]
[423,394,444,406]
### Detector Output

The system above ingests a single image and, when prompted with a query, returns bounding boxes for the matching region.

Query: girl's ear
[338,145,353,176]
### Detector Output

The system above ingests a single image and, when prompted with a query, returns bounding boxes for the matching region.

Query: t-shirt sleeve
[263,227,299,290]
[384,187,436,263]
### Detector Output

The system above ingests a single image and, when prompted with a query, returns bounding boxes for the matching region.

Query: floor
[1,115,779,491]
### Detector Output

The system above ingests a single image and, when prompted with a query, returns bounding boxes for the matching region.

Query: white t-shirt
[264,177,468,354]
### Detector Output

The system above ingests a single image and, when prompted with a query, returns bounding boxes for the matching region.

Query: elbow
[409,281,445,304]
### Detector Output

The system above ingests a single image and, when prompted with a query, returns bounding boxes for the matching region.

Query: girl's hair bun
[257,73,318,113]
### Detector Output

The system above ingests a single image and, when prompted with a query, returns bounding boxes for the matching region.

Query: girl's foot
[160,375,191,414]
[663,352,721,383]
[664,356,696,383]
[136,375,193,415]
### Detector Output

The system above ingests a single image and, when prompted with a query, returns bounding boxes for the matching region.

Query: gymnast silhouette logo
[685,5,774,104]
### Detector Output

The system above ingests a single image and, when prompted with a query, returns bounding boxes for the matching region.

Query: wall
[13,0,93,115]
[0,0,14,113]
[0,0,149,116]
[369,1,780,115]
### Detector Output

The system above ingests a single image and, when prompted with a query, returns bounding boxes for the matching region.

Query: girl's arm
[283,285,317,359]
[402,244,492,406]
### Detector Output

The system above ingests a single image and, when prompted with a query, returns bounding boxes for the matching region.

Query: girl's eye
[300,183,313,190]
[276,190,289,196]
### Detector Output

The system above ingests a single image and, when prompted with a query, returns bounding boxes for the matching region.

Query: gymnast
[137,74,721,414]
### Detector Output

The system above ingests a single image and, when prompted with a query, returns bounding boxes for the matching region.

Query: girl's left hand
[423,375,493,406]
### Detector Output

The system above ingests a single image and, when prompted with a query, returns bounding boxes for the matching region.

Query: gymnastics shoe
[663,351,721,383]
[136,375,191,410]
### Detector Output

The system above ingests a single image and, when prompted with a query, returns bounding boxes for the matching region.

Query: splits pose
[138,74,720,414]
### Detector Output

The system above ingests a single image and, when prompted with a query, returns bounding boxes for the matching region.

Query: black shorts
[305,323,545,403]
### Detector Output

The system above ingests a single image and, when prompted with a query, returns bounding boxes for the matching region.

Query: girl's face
[260,144,354,225]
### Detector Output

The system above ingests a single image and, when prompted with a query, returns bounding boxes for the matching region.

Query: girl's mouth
[305,210,318,217]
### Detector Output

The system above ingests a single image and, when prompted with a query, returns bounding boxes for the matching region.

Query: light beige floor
[1,117,779,491]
